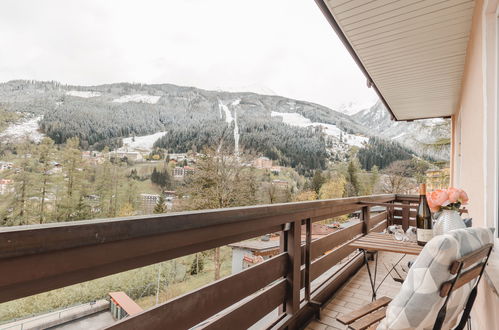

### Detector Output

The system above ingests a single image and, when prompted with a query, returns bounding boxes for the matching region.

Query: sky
[0,0,378,111]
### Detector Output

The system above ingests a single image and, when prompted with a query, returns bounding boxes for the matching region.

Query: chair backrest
[433,242,492,330]
[377,227,494,330]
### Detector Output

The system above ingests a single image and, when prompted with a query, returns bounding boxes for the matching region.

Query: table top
[349,232,423,255]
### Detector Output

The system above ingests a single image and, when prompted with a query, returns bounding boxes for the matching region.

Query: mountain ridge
[0,80,449,173]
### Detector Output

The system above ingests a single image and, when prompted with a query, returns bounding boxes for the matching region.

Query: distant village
[0,151,290,217]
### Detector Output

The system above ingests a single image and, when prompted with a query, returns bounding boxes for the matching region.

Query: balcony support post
[402,201,410,231]
[285,220,301,314]
[362,206,371,234]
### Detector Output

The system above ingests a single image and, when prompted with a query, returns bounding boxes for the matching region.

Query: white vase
[433,209,466,236]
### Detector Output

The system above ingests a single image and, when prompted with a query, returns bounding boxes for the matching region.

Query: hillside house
[110,151,143,162]
[253,156,273,169]
[172,166,195,179]
[0,179,14,195]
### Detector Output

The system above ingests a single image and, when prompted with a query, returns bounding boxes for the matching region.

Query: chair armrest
[337,296,391,325]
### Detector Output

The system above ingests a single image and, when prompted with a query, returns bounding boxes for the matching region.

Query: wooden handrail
[0,194,404,329]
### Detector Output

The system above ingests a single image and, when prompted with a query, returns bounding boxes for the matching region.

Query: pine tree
[58,137,86,221]
[36,137,57,224]
[346,159,361,197]
[153,194,166,214]
[369,165,380,194]
[8,140,38,225]
[311,170,325,195]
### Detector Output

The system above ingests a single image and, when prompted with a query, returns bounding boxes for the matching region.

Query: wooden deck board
[307,252,416,329]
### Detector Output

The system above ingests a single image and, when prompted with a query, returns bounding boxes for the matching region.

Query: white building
[0,179,14,195]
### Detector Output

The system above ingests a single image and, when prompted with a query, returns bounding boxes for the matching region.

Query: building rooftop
[108,292,143,316]
[228,239,280,251]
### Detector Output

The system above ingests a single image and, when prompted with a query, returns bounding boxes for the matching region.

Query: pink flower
[447,187,461,203]
[429,189,450,208]
[459,190,469,204]
[426,192,439,212]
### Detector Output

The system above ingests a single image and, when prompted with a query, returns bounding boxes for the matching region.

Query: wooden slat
[350,307,388,330]
[359,201,416,209]
[349,233,423,255]
[0,194,397,259]
[349,241,422,255]
[369,212,388,228]
[369,220,388,233]
[337,296,391,325]
[0,195,397,304]
[310,241,358,281]
[449,244,493,274]
[395,194,419,203]
[439,263,484,297]
[362,206,370,233]
[311,205,364,222]
[311,222,363,259]
[0,223,284,304]
[286,220,301,314]
[202,279,286,330]
[108,253,287,330]
[392,218,416,227]
[394,209,417,218]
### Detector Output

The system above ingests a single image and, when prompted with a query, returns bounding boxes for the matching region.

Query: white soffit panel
[323,0,475,120]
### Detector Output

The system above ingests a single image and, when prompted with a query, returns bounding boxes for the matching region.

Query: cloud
[0,0,377,109]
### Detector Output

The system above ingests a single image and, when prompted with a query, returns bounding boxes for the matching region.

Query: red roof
[109,292,143,315]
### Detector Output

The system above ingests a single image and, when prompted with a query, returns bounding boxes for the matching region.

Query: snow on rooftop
[112,94,161,104]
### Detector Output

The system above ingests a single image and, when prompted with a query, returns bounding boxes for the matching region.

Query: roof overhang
[315,0,475,121]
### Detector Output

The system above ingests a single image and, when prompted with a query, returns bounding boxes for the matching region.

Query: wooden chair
[337,243,493,330]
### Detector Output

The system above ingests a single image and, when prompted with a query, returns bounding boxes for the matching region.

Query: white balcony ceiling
[322,0,475,120]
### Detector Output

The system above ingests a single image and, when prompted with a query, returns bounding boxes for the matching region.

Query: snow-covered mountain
[352,101,450,160]
[335,101,370,116]
[0,80,449,167]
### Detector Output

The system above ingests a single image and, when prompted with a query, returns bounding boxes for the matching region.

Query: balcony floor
[306,252,416,330]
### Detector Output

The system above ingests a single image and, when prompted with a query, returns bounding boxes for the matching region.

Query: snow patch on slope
[66,91,101,98]
[121,132,167,152]
[0,116,44,142]
[112,94,161,104]
[218,100,233,124]
[271,111,368,147]
[218,99,241,155]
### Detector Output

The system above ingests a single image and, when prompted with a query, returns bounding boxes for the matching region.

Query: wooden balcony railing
[0,194,418,329]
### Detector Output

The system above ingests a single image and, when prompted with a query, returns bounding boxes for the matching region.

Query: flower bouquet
[426,187,468,235]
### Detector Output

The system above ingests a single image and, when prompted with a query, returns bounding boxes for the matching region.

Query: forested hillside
[0,80,363,172]
[0,80,447,173]
[353,101,451,160]
[357,137,414,170]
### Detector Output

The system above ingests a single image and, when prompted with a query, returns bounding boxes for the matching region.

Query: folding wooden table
[349,232,423,301]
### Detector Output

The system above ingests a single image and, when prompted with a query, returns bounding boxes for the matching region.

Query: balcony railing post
[304,218,312,301]
[362,206,371,234]
[402,200,409,231]
[285,220,301,315]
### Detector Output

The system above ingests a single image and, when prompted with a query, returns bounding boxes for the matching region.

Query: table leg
[362,249,377,302]
[374,254,406,293]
